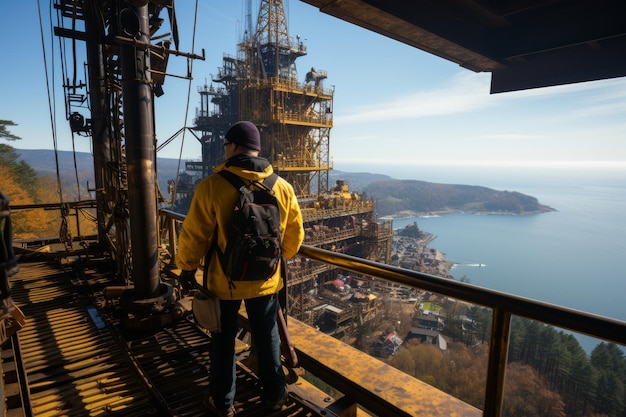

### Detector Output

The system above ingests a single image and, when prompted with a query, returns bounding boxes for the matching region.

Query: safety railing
[296,245,626,416]
[164,208,626,416]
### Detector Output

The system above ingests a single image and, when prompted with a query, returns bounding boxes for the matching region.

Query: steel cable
[171,0,200,209]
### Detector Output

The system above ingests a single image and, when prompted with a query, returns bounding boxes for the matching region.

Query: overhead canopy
[300,0,626,93]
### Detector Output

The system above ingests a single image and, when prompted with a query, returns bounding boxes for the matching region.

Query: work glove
[178,269,197,291]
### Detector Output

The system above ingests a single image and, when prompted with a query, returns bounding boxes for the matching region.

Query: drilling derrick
[236,0,332,197]
[190,0,393,328]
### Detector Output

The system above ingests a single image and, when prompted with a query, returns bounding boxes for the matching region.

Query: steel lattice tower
[192,0,333,197]
[190,0,392,323]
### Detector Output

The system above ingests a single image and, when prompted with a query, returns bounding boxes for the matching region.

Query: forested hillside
[16,149,554,218]
[15,148,180,201]
[364,179,555,216]
[508,317,625,417]
[0,144,63,238]
[386,306,626,416]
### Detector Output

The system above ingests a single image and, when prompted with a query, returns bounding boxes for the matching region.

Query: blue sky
[2,1,625,180]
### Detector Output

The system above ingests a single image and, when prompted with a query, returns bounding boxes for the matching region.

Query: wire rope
[70,132,83,199]
[55,3,84,201]
[78,207,97,223]
[38,0,72,247]
[171,0,200,209]
[67,6,83,201]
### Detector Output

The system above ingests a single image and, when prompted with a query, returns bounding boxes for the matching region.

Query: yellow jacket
[176,155,304,299]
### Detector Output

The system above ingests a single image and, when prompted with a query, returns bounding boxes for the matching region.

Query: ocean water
[339,163,626,353]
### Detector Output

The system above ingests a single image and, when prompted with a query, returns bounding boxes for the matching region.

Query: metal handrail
[160,208,626,416]
[297,245,626,416]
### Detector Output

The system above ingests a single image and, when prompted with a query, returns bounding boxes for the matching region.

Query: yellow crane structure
[189,0,392,325]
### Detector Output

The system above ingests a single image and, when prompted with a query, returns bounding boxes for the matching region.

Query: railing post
[483,307,511,417]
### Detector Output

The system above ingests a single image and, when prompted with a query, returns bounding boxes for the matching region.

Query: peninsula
[363,179,555,217]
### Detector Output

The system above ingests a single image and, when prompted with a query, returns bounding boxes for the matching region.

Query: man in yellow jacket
[177,121,304,417]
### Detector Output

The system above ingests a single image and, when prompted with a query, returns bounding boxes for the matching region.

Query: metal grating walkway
[1,260,323,416]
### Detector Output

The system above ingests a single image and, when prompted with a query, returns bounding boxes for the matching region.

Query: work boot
[5,262,18,277]
[265,386,288,411]
[202,393,236,417]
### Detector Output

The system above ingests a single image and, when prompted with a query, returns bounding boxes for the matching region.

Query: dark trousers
[209,294,285,408]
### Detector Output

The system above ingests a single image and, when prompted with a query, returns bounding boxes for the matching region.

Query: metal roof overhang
[300,0,626,93]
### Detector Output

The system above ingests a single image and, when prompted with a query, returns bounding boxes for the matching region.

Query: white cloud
[336,71,494,124]
[335,72,626,127]
[335,158,626,169]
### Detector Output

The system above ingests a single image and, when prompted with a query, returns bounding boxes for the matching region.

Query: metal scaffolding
[185,0,391,324]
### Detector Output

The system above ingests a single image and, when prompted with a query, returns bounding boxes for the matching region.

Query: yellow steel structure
[239,77,333,197]
[228,0,334,197]
[191,0,391,325]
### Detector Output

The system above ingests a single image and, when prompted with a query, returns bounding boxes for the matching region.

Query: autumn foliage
[0,143,94,240]
[384,304,625,416]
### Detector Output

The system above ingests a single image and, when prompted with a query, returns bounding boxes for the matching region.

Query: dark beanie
[225,121,261,151]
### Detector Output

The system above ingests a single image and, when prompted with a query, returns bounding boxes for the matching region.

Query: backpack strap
[218,170,246,191]
[262,172,279,191]
[218,170,278,193]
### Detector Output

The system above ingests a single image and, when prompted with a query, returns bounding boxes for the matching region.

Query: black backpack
[217,170,282,284]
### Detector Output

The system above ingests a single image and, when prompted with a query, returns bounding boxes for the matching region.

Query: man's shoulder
[193,172,230,194]
[274,179,298,204]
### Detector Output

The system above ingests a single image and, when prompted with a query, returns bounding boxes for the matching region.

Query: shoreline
[387,206,555,219]
[392,230,455,279]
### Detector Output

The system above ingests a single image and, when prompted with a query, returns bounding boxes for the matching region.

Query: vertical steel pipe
[84,1,110,245]
[119,2,160,298]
